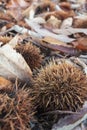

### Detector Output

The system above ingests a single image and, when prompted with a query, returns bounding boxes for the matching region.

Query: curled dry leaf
[52,108,87,130]
[7,8,23,21]
[40,36,79,55]
[0,12,12,21]
[6,0,29,21]
[44,9,75,20]
[0,44,32,82]
[73,16,87,28]
[59,2,71,10]
[22,6,35,19]
[8,35,22,48]
[60,17,73,29]
[70,58,87,76]
[79,55,87,65]
[53,27,87,36]
[35,1,56,15]
[6,0,29,8]
[41,36,68,46]
[72,37,87,51]
[25,19,75,42]
[77,0,86,4]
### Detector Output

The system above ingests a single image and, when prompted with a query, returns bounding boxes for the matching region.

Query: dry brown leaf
[41,36,68,46]
[44,10,75,20]
[0,12,12,21]
[72,37,87,51]
[34,1,56,15]
[73,16,87,28]
[0,44,32,82]
[6,0,29,8]
[7,9,22,21]
[16,0,29,8]
[40,37,79,55]
[59,2,71,10]
[6,0,29,20]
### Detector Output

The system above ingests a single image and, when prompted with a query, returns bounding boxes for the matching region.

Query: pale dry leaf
[39,39,79,55]
[41,36,67,45]
[52,109,87,130]
[6,0,17,8]
[17,0,29,8]
[22,5,35,19]
[60,17,73,29]
[25,18,75,42]
[53,27,87,36]
[71,4,80,9]
[7,0,29,8]
[77,0,86,4]
[83,101,87,109]
[0,44,32,81]
[73,126,82,130]
[79,55,87,65]
[10,21,75,43]
[7,8,22,21]
[29,17,46,24]
[73,120,87,130]
[72,58,87,76]
[10,25,42,38]
[11,25,28,33]
[8,35,22,48]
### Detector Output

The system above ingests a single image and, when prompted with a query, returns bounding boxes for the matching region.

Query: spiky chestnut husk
[0,36,12,44]
[32,59,87,113]
[15,43,43,71]
[0,86,33,130]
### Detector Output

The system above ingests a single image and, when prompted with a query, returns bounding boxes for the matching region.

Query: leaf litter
[0,0,87,130]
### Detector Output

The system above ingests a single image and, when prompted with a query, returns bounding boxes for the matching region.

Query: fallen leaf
[53,27,87,36]
[73,16,87,28]
[41,36,67,46]
[40,37,79,56]
[8,35,22,48]
[60,17,73,29]
[7,8,22,21]
[44,10,75,20]
[72,37,87,51]
[6,0,29,8]
[0,44,32,82]
[25,19,75,42]
[52,108,87,130]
